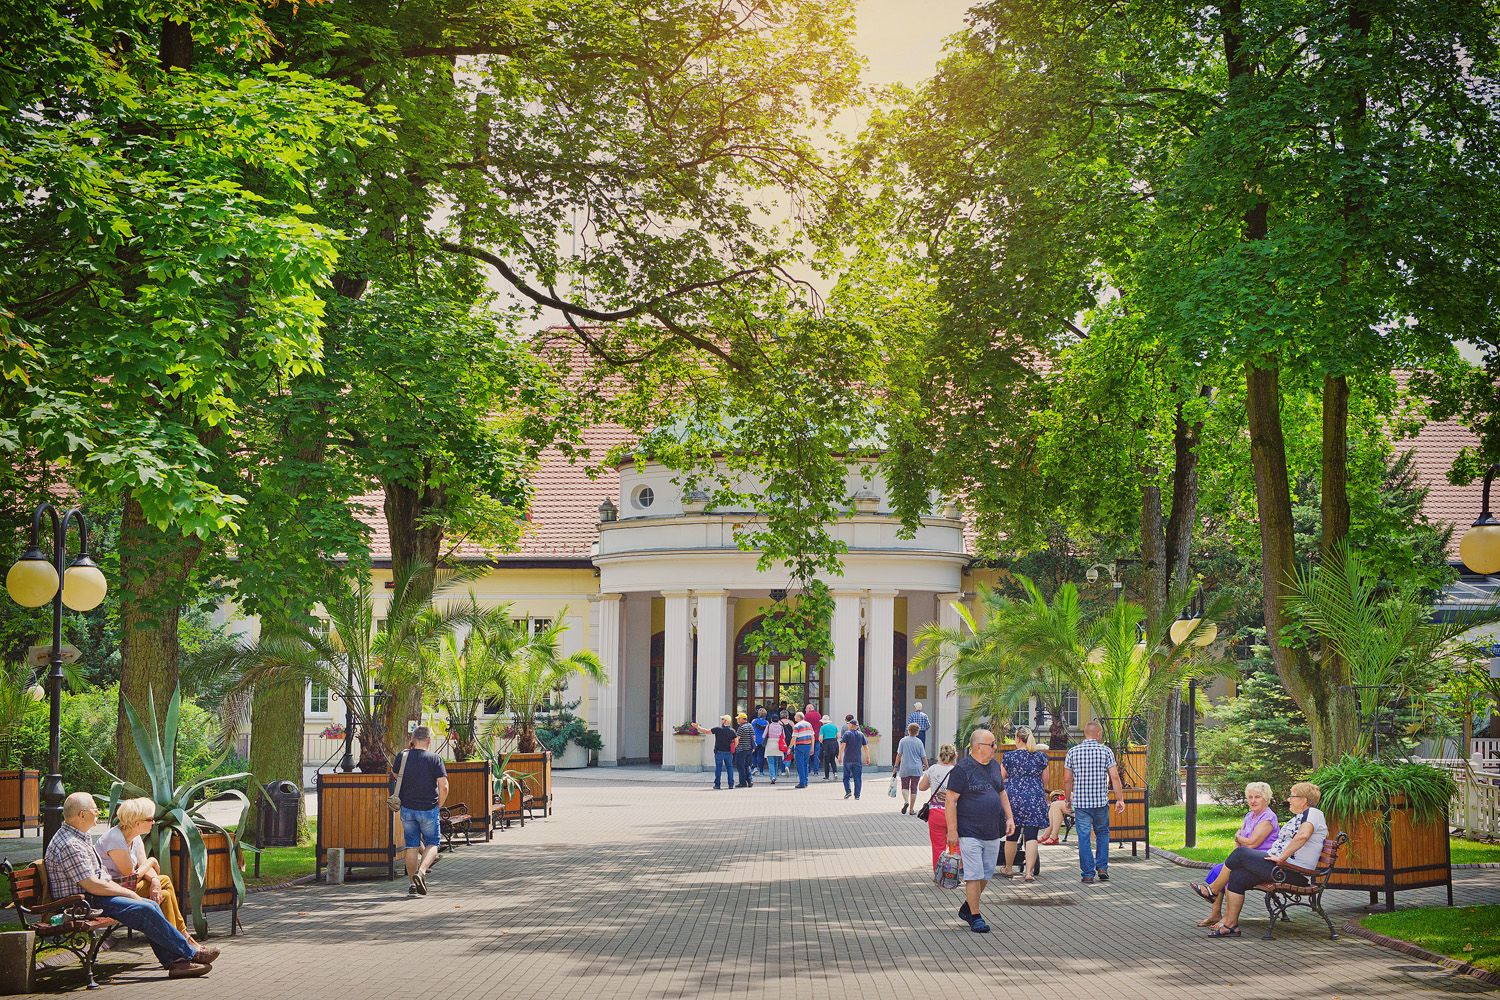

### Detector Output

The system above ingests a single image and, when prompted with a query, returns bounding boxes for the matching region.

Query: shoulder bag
[386,749,412,812]
[916,770,951,821]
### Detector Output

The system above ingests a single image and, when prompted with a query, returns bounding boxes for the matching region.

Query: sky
[853,0,971,87]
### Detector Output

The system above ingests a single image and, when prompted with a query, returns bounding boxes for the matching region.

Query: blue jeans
[735,749,754,787]
[91,894,196,968]
[843,762,863,797]
[767,755,783,779]
[400,805,441,849]
[753,743,767,773]
[793,745,811,786]
[714,750,735,788]
[1075,806,1111,877]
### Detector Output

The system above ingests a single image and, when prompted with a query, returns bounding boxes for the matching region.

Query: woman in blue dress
[1001,726,1051,881]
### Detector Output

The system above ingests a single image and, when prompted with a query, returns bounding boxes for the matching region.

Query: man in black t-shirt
[943,728,1014,933]
[710,715,738,789]
[391,726,449,898]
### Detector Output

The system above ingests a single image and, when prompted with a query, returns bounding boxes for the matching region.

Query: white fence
[1474,738,1500,762]
[1413,758,1500,840]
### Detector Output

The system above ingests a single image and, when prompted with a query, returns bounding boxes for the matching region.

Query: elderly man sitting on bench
[45,791,221,979]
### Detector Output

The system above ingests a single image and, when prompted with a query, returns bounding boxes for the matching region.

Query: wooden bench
[438,802,472,852]
[1252,831,1349,940]
[2,858,121,990]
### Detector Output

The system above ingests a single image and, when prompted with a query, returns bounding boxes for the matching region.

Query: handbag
[934,850,963,889]
[887,773,899,798]
[916,770,951,822]
[386,748,411,812]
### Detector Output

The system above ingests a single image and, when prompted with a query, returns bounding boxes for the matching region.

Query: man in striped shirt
[790,712,815,788]
[733,714,757,788]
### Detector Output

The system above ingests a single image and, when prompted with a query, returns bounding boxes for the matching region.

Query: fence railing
[1473,738,1500,762]
[1412,758,1500,839]
[303,732,354,769]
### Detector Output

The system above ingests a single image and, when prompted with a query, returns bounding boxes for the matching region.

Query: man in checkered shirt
[1063,720,1125,885]
[45,791,220,978]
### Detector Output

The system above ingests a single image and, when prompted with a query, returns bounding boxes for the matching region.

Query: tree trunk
[1140,465,1178,803]
[116,495,201,787]
[247,673,310,842]
[380,478,446,751]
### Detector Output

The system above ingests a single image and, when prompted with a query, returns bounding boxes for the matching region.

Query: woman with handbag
[1000,726,1050,881]
[917,744,959,869]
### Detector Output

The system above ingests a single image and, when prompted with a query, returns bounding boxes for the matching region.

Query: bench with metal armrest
[438,802,472,852]
[1252,831,1349,940]
[1,858,122,990]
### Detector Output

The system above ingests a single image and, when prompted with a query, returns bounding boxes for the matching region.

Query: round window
[634,486,655,509]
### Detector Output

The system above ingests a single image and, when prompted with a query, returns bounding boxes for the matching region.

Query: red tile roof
[1399,416,1480,557]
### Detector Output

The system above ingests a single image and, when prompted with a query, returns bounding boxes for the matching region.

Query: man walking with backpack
[391,726,449,898]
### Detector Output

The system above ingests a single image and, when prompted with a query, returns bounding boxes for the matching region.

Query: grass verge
[1150,804,1500,865]
[1361,905,1500,973]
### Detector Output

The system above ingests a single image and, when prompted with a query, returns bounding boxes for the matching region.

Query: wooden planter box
[1003,745,1150,857]
[505,751,553,817]
[166,828,242,937]
[0,770,39,834]
[1326,796,1453,911]
[443,759,494,841]
[316,771,400,881]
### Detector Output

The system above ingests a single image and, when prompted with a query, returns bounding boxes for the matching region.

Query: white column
[695,592,731,725]
[938,593,965,747]
[830,591,863,723]
[595,594,622,766]
[865,590,897,771]
[661,591,694,769]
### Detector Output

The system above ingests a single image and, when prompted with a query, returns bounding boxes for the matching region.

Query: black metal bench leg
[1262,893,1278,940]
[1314,895,1337,939]
[83,925,118,989]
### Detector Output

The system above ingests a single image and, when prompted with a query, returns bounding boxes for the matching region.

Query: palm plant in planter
[482,612,604,753]
[96,686,251,938]
[427,600,517,761]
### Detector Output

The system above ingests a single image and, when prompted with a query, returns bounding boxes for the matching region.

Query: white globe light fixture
[61,555,108,612]
[5,549,59,608]
[1461,465,1500,575]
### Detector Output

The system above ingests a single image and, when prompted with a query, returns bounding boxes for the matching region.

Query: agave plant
[95,686,250,938]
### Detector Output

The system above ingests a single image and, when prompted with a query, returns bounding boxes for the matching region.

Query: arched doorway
[733,617,830,716]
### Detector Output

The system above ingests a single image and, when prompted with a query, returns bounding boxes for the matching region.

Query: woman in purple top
[1190,781,1280,927]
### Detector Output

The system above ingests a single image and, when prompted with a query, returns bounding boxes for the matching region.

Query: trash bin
[253,780,301,876]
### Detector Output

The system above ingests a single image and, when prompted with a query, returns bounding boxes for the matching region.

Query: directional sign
[27,644,80,666]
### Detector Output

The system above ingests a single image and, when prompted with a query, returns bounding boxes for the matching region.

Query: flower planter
[553,742,590,769]
[672,734,709,772]
[316,771,401,881]
[498,751,554,818]
[1326,795,1452,911]
[865,735,884,772]
[0,769,39,835]
[166,828,243,937]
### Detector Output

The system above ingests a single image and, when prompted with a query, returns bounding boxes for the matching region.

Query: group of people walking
[708,704,876,795]
[906,719,1127,933]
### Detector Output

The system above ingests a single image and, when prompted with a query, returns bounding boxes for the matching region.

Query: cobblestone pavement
[20,770,1500,998]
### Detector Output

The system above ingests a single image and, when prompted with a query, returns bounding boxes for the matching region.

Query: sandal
[1195,916,1219,927]
[1207,925,1241,938]
[1190,883,1217,903]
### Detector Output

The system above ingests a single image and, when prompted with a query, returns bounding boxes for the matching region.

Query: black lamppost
[5,504,108,847]
[339,663,357,772]
[1169,591,1217,849]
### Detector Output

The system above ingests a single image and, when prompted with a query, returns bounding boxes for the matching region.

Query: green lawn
[1362,905,1500,973]
[1150,804,1500,865]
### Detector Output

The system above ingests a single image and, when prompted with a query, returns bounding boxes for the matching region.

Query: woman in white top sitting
[1206,781,1329,938]
[97,796,195,943]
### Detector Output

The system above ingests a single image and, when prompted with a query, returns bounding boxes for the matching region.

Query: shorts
[400,806,441,849]
[900,776,921,792]
[958,836,1001,881]
[1006,825,1041,843]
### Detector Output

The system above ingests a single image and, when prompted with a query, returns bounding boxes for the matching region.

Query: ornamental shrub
[1197,668,1314,805]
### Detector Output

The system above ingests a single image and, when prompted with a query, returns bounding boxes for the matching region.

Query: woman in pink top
[1190,781,1280,927]
[763,717,786,783]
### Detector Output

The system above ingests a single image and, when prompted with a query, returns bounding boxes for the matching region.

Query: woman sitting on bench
[97,796,196,945]
[1204,781,1328,938]
[1190,781,1280,927]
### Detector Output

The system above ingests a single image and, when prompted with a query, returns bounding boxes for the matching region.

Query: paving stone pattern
[21,771,1500,998]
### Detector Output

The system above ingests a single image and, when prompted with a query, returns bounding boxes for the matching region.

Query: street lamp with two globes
[5,504,107,847]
